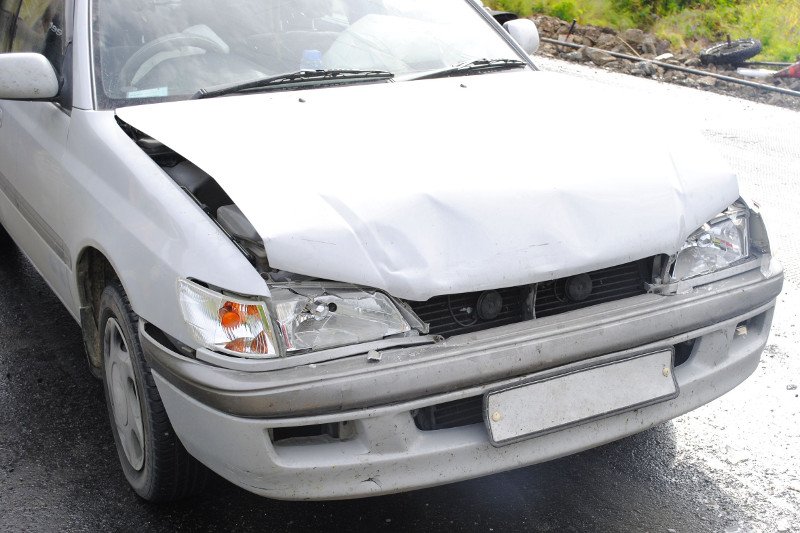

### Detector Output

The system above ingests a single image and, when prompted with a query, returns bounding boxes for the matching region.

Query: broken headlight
[270,285,411,353]
[178,279,280,358]
[671,204,750,282]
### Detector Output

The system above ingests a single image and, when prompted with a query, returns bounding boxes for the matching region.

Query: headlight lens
[178,279,279,358]
[672,205,750,282]
[178,280,411,357]
[271,285,411,352]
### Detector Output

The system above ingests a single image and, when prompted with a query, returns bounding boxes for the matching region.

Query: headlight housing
[671,204,750,282]
[178,280,411,358]
[270,285,411,352]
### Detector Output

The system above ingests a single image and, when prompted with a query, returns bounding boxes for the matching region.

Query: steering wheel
[119,33,228,89]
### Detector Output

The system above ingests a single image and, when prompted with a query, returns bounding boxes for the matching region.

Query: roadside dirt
[531,15,800,112]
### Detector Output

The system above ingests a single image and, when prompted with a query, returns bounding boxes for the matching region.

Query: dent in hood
[116,70,739,301]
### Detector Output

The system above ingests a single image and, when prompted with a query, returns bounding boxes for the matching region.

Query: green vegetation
[486,0,800,61]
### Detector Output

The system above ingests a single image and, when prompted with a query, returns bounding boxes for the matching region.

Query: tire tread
[101,280,209,502]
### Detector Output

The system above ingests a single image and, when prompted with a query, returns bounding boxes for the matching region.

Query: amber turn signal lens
[224,332,271,354]
[220,310,242,328]
[224,338,247,352]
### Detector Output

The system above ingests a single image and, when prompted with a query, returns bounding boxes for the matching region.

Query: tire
[700,38,762,65]
[99,280,208,502]
[0,223,11,247]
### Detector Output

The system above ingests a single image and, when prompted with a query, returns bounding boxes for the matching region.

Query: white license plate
[486,350,677,446]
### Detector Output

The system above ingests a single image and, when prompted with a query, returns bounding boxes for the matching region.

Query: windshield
[91,0,526,108]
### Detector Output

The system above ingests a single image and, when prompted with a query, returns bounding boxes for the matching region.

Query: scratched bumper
[145,266,782,499]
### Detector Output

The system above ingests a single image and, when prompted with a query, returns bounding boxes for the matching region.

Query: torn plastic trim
[646,256,766,295]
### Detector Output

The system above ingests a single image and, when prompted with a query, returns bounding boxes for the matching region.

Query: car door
[0,0,74,310]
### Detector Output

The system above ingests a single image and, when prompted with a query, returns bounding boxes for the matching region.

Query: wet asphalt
[1,60,799,532]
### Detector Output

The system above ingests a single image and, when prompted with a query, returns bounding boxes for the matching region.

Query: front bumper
[143,266,782,500]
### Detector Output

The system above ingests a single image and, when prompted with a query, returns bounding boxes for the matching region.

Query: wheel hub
[104,318,145,471]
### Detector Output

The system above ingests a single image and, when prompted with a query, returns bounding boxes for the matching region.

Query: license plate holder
[485,349,678,446]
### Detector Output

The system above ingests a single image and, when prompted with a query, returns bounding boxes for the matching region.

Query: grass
[486,0,800,61]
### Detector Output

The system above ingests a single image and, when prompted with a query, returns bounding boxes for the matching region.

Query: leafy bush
[486,0,800,61]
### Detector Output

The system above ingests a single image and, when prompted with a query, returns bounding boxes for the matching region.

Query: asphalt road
[1,59,798,532]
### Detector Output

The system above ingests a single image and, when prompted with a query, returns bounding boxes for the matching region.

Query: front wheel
[0,223,11,248]
[99,281,208,502]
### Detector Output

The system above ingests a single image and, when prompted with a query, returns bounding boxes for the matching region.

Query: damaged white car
[0,0,783,501]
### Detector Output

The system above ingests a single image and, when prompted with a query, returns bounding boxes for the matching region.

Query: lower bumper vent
[413,396,483,431]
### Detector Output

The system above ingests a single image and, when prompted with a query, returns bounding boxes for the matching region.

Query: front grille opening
[413,396,484,431]
[735,313,766,339]
[674,339,696,366]
[407,258,653,338]
[271,421,355,445]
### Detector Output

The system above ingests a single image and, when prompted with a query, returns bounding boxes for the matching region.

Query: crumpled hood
[116,70,738,301]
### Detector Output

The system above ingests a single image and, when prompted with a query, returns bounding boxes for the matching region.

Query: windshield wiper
[192,69,394,99]
[412,58,527,81]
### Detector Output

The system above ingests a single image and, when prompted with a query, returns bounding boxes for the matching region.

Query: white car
[0,0,783,501]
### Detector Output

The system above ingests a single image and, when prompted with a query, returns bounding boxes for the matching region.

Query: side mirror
[0,53,59,100]
[503,19,540,55]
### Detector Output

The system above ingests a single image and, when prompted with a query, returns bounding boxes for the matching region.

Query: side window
[0,0,21,52]
[11,0,65,74]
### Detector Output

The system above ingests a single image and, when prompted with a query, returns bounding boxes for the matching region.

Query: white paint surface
[0,53,59,100]
[117,69,739,300]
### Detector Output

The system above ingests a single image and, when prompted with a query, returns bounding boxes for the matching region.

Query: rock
[583,26,602,44]
[570,35,592,47]
[585,47,617,66]
[595,33,618,50]
[655,53,674,61]
[640,38,658,56]
[621,28,646,45]
[631,61,658,77]
[564,50,585,62]
[684,57,702,67]
[787,384,797,390]
[533,15,564,36]
[539,43,558,56]
[697,76,718,87]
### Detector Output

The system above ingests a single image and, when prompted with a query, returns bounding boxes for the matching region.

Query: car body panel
[116,70,739,301]
[0,100,74,309]
[58,109,269,345]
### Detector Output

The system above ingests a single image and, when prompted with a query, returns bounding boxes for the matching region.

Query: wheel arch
[75,245,126,375]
